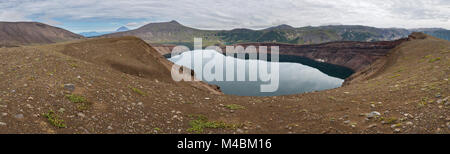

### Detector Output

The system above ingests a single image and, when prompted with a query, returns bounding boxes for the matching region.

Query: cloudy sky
[0,0,449,33]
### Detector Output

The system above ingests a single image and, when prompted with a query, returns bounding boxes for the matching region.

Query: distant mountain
[265,24,295,30]
[102,20,450,48]
[79,31,112,37]
[102,20,209,47]
[116,26,129,32]
[0,22,83,47]
[79,26,130,37]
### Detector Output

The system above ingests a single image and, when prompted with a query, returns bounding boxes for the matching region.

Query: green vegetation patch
[423,55,432,59]
[69,63,78,68]
[389,74,401,79]
[385,117,398,124]
[187,114,241,133]
[429,57,441,63]
[65,94,91,111]
[43,110,66,128]
[130,87,147,96]
[225,104,245,110]
[417,97,430,108]
[328,96,337,101]
[65,94,87,103]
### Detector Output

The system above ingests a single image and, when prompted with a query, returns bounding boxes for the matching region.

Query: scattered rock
[58,108,65,113]
[343,120,350,124]
[367,111,381,119]
[391,124,400,128]
[405,122,413,126]
[14,114,24,119]
[0,122,6,126]
[107,126,113,130]
[236,129,244,133]
[64,84,75,92]
[367,124,377,128]
[77,113,86,118]
[394,128,401,133]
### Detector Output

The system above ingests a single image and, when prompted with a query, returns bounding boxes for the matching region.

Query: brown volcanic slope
[0,22,83,47]
[0,33,448,134]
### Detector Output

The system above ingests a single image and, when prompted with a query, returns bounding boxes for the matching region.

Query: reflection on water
[169,50,349,96]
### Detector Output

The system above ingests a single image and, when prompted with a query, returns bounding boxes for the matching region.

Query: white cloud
[0,0,449,30]
[125,22,139,27]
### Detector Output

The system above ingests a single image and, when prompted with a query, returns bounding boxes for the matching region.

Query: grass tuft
[43,110,66,128]
[429,57,441,63]
[225,104,245,110]
[65,94,87,103]
[130,87,146,96]
[65,94,91,111]
[385,117,398,124]
[389,74,401,78]
[187,114,241,133]
[328,96,337,101]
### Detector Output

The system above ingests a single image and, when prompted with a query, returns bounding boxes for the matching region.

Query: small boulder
[435,93,442,98]
[367,124,377,128]
[343,120,350,124]
[64,84,75,92]
[14,114,24,119]
[367,111,381,119]
[77,113,86,118]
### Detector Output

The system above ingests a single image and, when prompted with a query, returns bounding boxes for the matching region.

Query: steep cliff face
[223,39,407,71]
